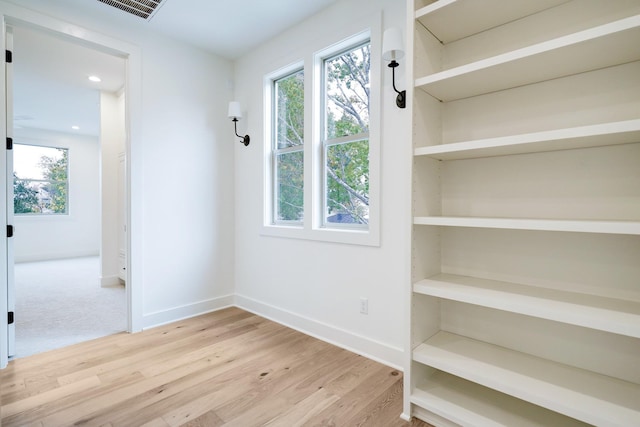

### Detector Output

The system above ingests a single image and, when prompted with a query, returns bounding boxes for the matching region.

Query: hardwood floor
[1,307,431,426]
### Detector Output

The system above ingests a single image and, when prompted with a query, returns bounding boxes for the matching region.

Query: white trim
[262,61,306,227]
[412,406,460,427]
[234,293,404,370]
[324,131,370,146]
[14,141,69,219]
[313,22,381,243]
[271,67,305,225]
[313,31,372,234]
[142,295,235,330]
[15,251,99,264]
[100,275,121,288]
[0,15,8,369]
[261,223,378,246]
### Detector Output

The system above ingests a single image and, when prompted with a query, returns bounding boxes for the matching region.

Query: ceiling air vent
[97,0,165,20]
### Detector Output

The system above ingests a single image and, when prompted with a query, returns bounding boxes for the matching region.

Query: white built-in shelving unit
[405,0,640,425]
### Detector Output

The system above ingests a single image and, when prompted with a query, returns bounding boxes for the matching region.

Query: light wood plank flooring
[1,307,431,426]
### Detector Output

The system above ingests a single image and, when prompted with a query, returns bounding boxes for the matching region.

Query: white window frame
[261,14,381,247]
[271,67,305,225]
[13,142,69,216]
[264,61,305,229]
[320,39,371,230]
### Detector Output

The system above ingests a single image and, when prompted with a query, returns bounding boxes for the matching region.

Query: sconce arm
[388,60,406,109]
[233,118,250,146]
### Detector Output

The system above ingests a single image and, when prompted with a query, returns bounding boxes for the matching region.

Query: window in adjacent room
[13,143,69,215]
[272,68,305,223]
[321,40,370,228]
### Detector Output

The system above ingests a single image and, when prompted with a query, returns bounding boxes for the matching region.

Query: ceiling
[13,25,126,137]
[11,0,339,137]
[26,0,340,60]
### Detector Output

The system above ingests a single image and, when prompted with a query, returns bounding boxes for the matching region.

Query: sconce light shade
[228,101,250,146]
[382,27,406,109]
[382,27,405,62]
[228,101,243,120]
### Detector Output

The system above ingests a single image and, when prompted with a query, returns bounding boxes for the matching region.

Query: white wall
[100,90,125,286]
[2,0,236,328]
[14,128,100,262]
[138,39,235,325]
[2,0,410,367]
[233,0,410,368]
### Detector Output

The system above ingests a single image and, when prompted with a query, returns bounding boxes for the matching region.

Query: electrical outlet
[360,297,368,315]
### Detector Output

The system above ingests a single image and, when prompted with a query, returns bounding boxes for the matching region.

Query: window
[322,41,370,227]
[273,69,304,223]
[263,26,379,246]
[13,144,69,215]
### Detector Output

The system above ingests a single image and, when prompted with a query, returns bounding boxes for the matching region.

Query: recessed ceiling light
[88,75,102,83]
[72,125,80,130]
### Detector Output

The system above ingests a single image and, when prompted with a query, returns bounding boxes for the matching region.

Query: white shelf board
[413,331,640,426]
[415,0,568,44]
[414,274,640,338]
[412,370,588,427]
[414,120,640,160]
[415,15,640,101]
[413,216,640,235]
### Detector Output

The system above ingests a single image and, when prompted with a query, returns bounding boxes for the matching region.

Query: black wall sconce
[382,27,406,109]
[228,101,250,146]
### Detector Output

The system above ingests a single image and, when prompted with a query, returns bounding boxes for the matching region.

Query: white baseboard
[234,294,403,370]
[413,406,459,427]
[139,294,403,370]
[100,275,121,287]
[142,294,235,330]
[15,251,99,264]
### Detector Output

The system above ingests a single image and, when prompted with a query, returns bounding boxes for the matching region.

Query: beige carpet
[14,256,126,358]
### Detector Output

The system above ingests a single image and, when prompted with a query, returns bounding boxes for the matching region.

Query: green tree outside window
[271,40,371,227]
[13,144,68,214]
[274,70,305,222]
[324,42,370,225]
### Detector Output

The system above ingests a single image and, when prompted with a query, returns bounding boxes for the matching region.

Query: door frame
[0,3,144,368]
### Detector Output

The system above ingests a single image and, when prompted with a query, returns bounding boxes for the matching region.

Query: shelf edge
[413,217,640,235]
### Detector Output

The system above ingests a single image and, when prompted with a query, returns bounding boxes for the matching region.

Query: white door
[5,27,15,358]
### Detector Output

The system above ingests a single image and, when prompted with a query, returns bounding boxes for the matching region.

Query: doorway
[9,24,127,358]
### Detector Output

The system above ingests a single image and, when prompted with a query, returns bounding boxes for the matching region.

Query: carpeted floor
[14,256,127,358]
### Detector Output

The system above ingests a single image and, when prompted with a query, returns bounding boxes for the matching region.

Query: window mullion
[324,132,369,147]
[275,145,303,155]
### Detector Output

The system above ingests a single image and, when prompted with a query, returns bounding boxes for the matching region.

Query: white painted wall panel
[14,128,100,262]
[2,0,236,326]
[233,0,410,367]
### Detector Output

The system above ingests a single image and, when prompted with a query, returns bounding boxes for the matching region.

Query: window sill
[260,223,379,247]
[15,214,72,222]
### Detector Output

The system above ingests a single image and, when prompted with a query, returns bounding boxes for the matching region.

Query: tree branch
[326,167,369,206]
